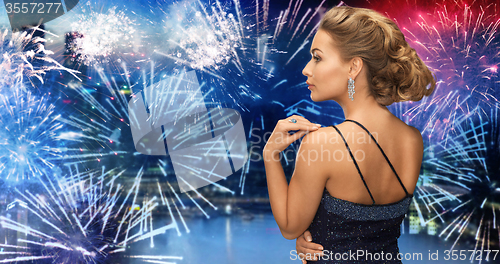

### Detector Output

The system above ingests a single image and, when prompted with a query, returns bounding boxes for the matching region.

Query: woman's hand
[263,115,321,158]
[296,230,324,263]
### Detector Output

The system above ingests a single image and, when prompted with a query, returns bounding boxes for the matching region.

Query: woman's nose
[302,62,312,76]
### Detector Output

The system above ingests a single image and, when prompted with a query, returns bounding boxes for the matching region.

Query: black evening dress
[307,119,413,263]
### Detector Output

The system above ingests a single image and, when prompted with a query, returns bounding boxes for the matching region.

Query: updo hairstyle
[319,6,436,105]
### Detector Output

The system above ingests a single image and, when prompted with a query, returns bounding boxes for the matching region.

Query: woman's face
[302,29,351,102]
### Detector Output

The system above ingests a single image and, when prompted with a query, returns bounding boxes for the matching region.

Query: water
[128,213,485,264]
[130,213,298,264]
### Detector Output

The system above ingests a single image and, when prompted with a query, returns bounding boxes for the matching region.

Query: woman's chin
[309,93,321,102]
[309,91,316,101]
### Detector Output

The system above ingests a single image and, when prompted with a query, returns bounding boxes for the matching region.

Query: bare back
[311,115,423,205]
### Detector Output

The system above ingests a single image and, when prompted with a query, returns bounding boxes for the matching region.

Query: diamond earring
[348,77,355,101]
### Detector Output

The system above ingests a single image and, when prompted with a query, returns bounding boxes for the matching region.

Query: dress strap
[344,119,410,196]
[331,125,376,205]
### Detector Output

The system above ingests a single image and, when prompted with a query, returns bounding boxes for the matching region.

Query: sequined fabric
[323,189,413,221]
[306,189,412,264]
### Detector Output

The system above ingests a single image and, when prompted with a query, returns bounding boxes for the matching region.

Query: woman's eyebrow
[310,48,322,54]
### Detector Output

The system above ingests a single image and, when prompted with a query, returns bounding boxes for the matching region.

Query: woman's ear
[349,57,363,79]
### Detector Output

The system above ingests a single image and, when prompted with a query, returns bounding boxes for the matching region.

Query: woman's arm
[263,117,332,239]
[263,148,292,236]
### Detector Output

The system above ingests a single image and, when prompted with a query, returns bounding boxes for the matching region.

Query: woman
[263,6,435,263]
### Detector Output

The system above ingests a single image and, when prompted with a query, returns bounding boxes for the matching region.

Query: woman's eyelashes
[311,54,321,62]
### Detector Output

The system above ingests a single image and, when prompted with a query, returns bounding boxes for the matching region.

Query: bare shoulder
[295,128,337,180]
[388,117,423,149]
[405,124,424,154]
[300,126,342,146]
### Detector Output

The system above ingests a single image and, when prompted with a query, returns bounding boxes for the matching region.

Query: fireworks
[0,23,84,183]
[0,26,80,92]
[162,1,242,71]
[67,5,137,66]
[377,0,500,138]
[153,0,328,105]
[66,63,225,218]
[415,107,500,251]
[0,91,61,181]
[0,165,181,263]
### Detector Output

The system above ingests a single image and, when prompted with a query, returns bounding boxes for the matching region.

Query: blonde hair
[319,6,435,106]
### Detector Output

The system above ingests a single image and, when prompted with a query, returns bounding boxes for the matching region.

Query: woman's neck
[338,94,391,121]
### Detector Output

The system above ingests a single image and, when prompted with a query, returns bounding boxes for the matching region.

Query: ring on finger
[289,118,297,123]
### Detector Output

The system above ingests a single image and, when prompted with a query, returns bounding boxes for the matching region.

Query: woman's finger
[290,130,308,142]
[287,115,322,127]
[297,231,324,250]
[304,230,312,242]
[298,242,324,253]
[281,121,320,132]
[296,234,323,261]
[284,130,310,146]
[300,241,324,251]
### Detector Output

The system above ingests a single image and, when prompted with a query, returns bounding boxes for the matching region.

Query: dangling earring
[348,77,355,101]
